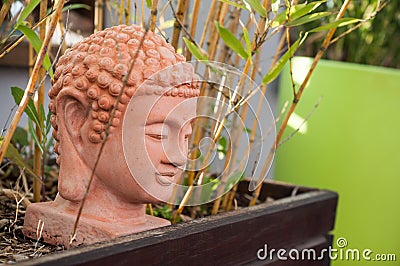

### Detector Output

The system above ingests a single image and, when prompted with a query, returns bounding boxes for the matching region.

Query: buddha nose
[162,138,187,167]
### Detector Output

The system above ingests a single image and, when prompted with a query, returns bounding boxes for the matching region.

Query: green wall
[276,57,400,265]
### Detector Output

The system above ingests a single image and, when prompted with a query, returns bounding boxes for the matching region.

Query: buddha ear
[56,95,91,201]
[63,97,87,147]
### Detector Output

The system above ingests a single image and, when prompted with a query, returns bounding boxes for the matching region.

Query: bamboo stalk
[141,0,145,27]
[214,0,271,213]
[119,0,125,24]
[0,0,66,164]
[170,0,188,49]
[249,0,352,207]
[33,0,48,203]
[206,1,225,61]
[94,0,104,33]
[185,0,200,60]
[126,0,131,24]
[0,0,12,31]
[150,0,159,32]
[211,58,252,215]
[198,0,217,49]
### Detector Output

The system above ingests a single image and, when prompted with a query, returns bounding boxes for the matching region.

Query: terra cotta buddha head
[49,24,199,205]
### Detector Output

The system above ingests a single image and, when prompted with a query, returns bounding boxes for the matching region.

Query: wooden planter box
[20,180,338,266]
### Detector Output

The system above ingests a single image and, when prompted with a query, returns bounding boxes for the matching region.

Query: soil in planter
[0,160,62,263]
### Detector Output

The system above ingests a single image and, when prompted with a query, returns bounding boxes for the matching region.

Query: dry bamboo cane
[187,0,225,185]
[0,0,66,165]
[185,0,200,61]
[0,0,12,30]
[224,50,263,211]
[210,58,252,215]
[119,0,125,24]
[141,0,145,27]
[94,0,104,33]
[198,0,217,49]
[207,1,227,61]
[126,0,131,24]
[32,0,48,203]
[249,0,352,206]
[150,0,159,32]
[170,0,188,49]
[215,0,271,212]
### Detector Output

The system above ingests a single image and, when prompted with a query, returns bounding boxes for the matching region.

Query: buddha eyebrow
[145,120,181,128]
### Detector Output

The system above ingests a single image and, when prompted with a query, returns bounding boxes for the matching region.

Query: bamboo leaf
[17,25,54,79]
[16,0,41,26]
[218,0,248,10]
[262,33,308,85]
[286,12,331,27]
[215,21,248,59]
[146,0,152,8]
[242,0,267,17]
[309,18,360,32]
[0,138,42,183]
[183,37,208,61]
[46,111,52,136]
[28,119,43,154]
[242,22,252,58]
[272,1,326,27]
[290,0,326,20]
[62,4,92,12]
[10,87,41,129]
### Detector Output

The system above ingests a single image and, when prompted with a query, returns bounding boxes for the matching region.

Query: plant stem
[0,0,12,31]
[248,1,352,206]
[170,0,188,49]
[150,0,159,32]
[94,0,104,33]
[0,0,66,166]
[185,0,200,60]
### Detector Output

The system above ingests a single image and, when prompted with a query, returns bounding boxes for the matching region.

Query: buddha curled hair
[48,24,200,162]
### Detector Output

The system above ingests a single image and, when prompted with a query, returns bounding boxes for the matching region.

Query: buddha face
[122,93,196,203]
[80,91,196,204]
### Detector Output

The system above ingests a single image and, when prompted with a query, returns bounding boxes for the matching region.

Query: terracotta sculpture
[23,25,199,247]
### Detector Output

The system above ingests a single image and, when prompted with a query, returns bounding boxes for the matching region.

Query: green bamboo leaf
[262,33,308,85]
[146,0,152,8]
[215,21,248,59]
[45,110,52,136]
[17,25,54,79]
[242,0,267,17]
[0,138,42,183]
[62,3,91,12]
[309,18,360,32]
[286,12,331,27]
[272,1,326,27]
[28,118,44,154]
[183,37,208,61]
[16,0,41,26]
[219,0,248,10]
[290,0,326,20]
[242,23,252,58]
[10,87,41,129]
